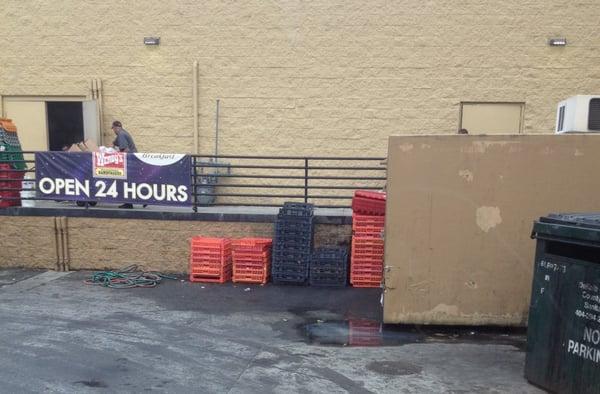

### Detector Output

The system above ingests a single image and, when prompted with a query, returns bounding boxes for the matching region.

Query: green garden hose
[84,264,176,289]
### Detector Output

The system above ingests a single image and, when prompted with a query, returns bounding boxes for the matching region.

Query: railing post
[304,158,309,203]
[192,156,198,212]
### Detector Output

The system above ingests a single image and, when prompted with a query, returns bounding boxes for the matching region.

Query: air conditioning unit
[555,95,600,133]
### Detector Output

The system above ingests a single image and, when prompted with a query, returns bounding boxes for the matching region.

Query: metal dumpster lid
[532,213,600,245]
[539,213,600,230]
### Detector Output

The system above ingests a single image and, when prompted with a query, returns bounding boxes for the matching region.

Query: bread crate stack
[350,190,386,288]
[272,203,315,285]
[0,118,26,208]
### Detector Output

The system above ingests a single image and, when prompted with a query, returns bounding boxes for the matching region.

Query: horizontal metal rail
[197,174,386,180]
[193,193,353,199]
[194,164,385,171]
[192,154,385,160]
[210,184,382,190]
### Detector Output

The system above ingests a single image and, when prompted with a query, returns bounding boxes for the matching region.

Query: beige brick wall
[0,216,351,273]
[2,1,599,156]
[0,216,56,269]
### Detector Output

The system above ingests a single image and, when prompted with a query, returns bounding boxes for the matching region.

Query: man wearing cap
[111,121,141,209]
[111,120,138,153]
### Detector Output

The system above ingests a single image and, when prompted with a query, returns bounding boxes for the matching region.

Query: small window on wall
[459,102,525,134]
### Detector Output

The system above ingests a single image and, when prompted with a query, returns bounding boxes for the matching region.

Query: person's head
[458,128,469,135]
[111,120,122,134]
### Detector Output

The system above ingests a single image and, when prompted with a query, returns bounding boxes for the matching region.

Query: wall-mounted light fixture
[548,38,567,47]
[143,37,160,46]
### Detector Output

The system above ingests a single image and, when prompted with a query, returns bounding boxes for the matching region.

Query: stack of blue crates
[272,202,315,285]
[310,247,349,287]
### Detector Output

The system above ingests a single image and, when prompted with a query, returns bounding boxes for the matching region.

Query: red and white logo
[93,151,127,179]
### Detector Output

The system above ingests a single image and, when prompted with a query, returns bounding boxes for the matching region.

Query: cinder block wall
[2,1,600,155]
[0,216,351,273]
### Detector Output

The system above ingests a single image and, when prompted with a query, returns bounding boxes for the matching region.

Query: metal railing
[0,152,387,210]
[191,154,386,209]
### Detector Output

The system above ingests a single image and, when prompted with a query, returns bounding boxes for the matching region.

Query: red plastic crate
[0,165,22,207]
[352,241,384,255]
[232,238,272,250]
[352,190,386,216]
[234,260,269,269]
[232,250,271,259]
[190,260,232,271]
[189,264,232,283]
[190,272,232,283]
[233,264,269,284]
[351,256,383,264]
[189,237,232,283]
[355,190,386,201]
[190,256,231,265]
[350,279,381,288]
[352,227,384,238]
[233,272,269,285]
[351,253,384,262]
[350,271,382,280]
[351,261,383,271]
[352,214,385,229]
[352,237,384,246]
[191,237,231,249]
[351,282,382,289]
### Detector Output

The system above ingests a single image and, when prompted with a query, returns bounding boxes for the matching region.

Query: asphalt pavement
[0,269,542,393]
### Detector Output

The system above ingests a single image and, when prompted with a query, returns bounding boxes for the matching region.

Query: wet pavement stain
[74,380,108,388]
[300,319,527,349]
[301,320,424,347]
[366,360,423,376]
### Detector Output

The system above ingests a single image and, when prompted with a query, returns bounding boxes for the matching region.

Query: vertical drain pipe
[58,217,66,272]
[97,79,105,147]
[61,217,70,271]
[215,99,220,162]
[53,217,62,271]
[193,61,199,155]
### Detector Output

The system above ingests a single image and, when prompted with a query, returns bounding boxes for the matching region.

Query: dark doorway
[46,102,84,151]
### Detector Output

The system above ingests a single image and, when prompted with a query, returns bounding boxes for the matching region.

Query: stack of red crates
[350,190,386,288]
[189,237,232,283]
[232,238,272,285]
[0,163,22,208]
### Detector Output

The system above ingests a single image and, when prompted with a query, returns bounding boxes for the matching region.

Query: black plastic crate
[272,262,309,283]
[283,202,314,209]
[279,203,314,218]
[275,226,314,239]
[272,262,309,273]
[276,213,315,223]
[273,250,311,259]
[312,247,348,261]
[275,218,314,230]
[309,276,347,287]
[273,238,313,250]
[309,270,347,287]
[273,257,309,266]
[310,265,347,275]
[272,274,308,285]
[311,257,348,267]
[274,236,313,248]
